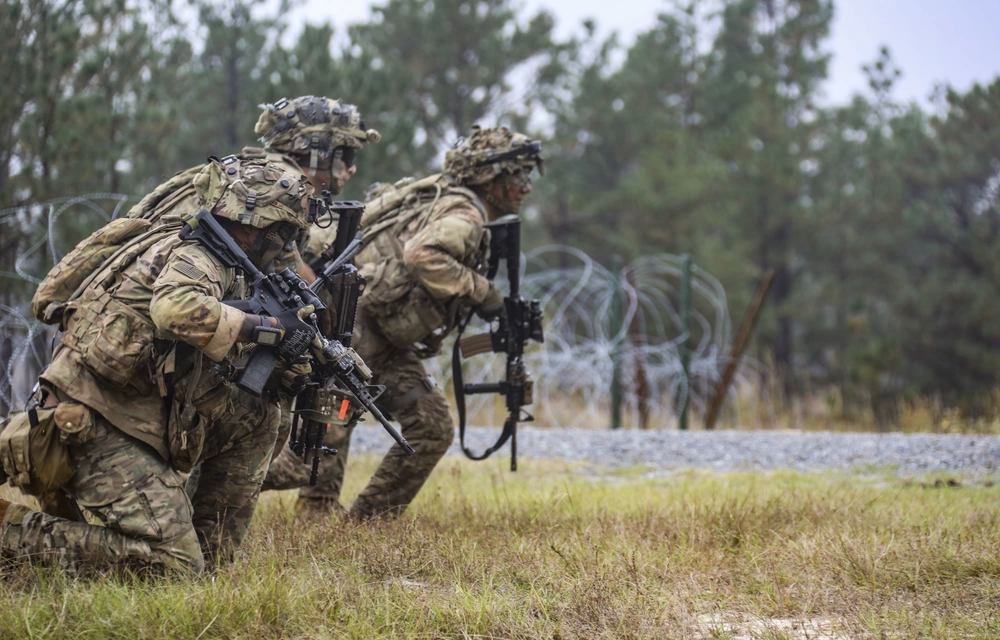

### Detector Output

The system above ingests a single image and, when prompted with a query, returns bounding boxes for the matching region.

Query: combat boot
[294,496,346,520]
[0,498,32,557]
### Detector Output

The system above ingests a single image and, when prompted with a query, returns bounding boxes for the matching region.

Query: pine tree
[698,0,833,399]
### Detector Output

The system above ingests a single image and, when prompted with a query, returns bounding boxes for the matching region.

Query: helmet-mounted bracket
[475,140,542,167]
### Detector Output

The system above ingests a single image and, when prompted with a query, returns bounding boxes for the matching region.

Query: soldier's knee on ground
[3,417,207,575]
[81,467,204,574]
[1,498,204,575]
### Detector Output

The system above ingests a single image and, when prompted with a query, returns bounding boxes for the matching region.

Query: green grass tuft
[2,455,999,638]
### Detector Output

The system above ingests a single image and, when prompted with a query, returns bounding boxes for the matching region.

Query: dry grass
[2,454,999,639]
[450,381,1000,434]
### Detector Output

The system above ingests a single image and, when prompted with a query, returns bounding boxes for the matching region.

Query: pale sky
[289,0,1000,107]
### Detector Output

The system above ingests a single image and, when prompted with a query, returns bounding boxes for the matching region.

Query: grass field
[2,454,999,639]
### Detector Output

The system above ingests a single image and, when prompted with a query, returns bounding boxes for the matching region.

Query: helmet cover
[193,155,312,230]
[255,96,381,174]
[443,125,543,186]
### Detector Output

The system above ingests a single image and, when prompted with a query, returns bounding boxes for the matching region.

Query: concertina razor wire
[0,194,772,428]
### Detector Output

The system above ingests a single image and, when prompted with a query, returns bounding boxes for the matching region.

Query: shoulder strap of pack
[126,164,205,221]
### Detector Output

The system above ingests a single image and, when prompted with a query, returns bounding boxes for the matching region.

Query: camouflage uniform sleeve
[149,243,246,362]
[301,223,338,265]
[401,203,491,303]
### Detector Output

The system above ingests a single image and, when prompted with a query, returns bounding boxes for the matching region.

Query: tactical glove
[272,355,312,398]
[275,305,317,359]
[474,285,505,321]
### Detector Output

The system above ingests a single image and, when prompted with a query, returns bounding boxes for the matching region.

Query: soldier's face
[239,222,298,270]
[330,157,357,194]
[485,171,533,218]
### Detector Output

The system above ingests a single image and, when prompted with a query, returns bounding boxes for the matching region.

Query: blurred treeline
[2,0,1000,424]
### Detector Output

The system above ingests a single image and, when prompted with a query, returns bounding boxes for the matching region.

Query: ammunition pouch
[166,392,206,473]
[359,259,447,349]
[61,294,157,396]
[167,353,233,472]
[0,401,94,496]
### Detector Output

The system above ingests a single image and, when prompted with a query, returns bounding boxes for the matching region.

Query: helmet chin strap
[481,188,521,216]
[308,133,320,177]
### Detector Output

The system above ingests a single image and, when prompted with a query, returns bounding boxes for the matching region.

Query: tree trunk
[225,30,241,149]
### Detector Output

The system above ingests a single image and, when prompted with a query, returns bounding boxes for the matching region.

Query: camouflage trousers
[263,325,454,518]
[1,390,279,574]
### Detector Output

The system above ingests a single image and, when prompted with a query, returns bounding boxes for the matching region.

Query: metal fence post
[679,254,692,430]
[610,255,624,430]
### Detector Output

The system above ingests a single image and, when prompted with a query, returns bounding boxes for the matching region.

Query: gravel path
[349,425,1000,476]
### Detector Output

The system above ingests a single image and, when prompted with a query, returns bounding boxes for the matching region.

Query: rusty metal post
[704,268,777,429]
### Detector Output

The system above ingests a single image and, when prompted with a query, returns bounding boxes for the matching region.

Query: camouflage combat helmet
[193,155,311,230]
[443,125,544,186]
[254,96,381,175]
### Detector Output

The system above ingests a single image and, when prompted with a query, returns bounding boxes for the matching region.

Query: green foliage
[340,0,574,198]
[892,80,1000,409]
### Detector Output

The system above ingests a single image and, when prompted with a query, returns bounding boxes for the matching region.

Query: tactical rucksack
[31,152,304,329]
[336,174,488,351]
[31,164,205,327]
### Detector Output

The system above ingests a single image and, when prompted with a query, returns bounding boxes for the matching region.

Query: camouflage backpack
[32,154,309,329]
[301,174,453,262]
[31,164,205,327]
[340,174,488,351]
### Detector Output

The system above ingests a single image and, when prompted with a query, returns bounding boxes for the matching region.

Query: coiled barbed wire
[0,194,769,427]
[427,246,768,429]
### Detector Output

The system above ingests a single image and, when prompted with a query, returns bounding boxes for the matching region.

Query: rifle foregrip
[236,347,280,396]
[465,382,505,395]
[460,332,494,357]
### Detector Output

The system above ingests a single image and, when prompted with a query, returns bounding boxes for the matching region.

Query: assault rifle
[179,209,413,480]
[307,194,365,348]
[291,198,372,484]
[451,214,544,471]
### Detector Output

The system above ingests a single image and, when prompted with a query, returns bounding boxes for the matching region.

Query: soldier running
[263,125,543,519]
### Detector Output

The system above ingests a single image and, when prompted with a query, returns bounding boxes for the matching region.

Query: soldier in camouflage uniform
[175,97,378,496]
[124,96,378,280]
[0,99,377,574]
[12,95,377,535]
[263,126,543,519]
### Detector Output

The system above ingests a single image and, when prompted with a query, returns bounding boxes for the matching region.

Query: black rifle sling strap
[451,309,516,462]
